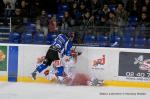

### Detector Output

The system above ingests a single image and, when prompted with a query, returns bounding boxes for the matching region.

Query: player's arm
[65,41,73,56]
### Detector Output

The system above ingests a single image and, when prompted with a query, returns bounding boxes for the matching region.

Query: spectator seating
[9,32,21,43]
[21,32,33,44]
[33,32,45,44]
[26,24,36,33]
[83,34,96,44]
[58,4,69,14]
[122,37,134,48]
[62,4,69,12]
[109,35,121,47]
[109,4,116,12]
[57,13,64,22]
[128,16,138,26]
[97,35,108,47]
[46,33,57,44]
[147,39,150,48]
[124,26,135,37]
[2,0,149,49]
[134,37,146,48]
[48,14,52,18]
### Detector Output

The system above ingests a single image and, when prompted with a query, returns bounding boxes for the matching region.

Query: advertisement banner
[119,52,150,81]
[88,50,106,80]
[0,46,7,71]
[87,47,119,81]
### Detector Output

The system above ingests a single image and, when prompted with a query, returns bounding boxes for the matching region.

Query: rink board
[0,43,150,88]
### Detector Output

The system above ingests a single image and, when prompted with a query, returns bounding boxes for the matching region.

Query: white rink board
[0,43,150,83]
[87,47,119,80]
[17,45,150,82]
[18,45,49,77]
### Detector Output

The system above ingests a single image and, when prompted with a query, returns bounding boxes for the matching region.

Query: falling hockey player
[31,32,75,80]
[43,48,81,84]
[42,48,104,86]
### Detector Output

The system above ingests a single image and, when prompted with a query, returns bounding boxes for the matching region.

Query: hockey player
[44,60,66,83]
[31,32,75,80]
[43,47,82,84]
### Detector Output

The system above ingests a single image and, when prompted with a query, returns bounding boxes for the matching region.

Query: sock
[36,64,48,73]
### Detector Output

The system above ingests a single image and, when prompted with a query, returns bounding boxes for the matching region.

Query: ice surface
[0,82,149,99]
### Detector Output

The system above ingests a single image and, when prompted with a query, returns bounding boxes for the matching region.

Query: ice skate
[31,72,37,80]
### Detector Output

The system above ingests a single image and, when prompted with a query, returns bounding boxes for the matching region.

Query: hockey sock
[36,64,48,73]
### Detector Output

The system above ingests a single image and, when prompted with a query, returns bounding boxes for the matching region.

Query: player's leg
[44,68,57,81]
[55,66,65,83]
[31,63,49,80]
[31,49,59,80]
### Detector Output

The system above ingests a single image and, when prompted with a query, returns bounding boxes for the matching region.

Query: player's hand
[65,58,70,62]
[64,56,70,62]
[44,70,49,76]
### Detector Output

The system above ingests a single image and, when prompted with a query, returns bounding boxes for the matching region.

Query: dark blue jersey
[51,34,72,56]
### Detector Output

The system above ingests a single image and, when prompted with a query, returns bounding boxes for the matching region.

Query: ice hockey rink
[0,82,150,99]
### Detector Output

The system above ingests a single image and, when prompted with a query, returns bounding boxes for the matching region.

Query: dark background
[119,52,150,77]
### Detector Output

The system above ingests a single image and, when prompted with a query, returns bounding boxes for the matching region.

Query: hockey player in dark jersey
[31,32,75,80]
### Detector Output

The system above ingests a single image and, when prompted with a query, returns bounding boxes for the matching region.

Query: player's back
[52,34,68,50]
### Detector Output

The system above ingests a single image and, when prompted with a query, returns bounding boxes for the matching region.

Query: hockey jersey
[51,34,72,57]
